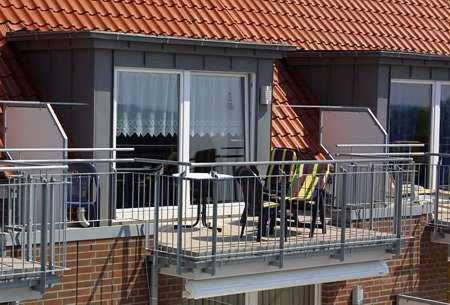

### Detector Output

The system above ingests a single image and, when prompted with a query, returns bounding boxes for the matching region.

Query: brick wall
[22,216,448,305]
[23,236,182,305]
[322,216,449,305]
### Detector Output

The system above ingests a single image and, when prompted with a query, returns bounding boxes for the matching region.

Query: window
[113,68,254,210]
[114,68,251,165]
[390,79,450,186]
[389,82,432,150]
[115,70,180,163]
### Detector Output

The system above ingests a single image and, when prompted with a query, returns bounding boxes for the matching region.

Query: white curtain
[116,71,245,138]
[116,71,179,137]
[190,75,244,137]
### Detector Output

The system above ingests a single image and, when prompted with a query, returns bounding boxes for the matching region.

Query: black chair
[236,166,286,241]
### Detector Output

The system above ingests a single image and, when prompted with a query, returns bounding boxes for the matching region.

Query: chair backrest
[236,166,264,216]
[289,163,331,200]
[266,148,298,191]
[193,149,217,173]
[67,163,98,204]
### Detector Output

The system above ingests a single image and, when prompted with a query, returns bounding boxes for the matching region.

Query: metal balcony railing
[0,153,426,278]
[0,165,68,292]
[136,157,417,274]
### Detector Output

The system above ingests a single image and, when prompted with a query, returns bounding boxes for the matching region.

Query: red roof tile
[272,61,327,160]
[0,0,447,158]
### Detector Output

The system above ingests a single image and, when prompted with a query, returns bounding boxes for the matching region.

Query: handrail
[337,143,425,148]
[0,148,134,152]
[338,152,426,157]
[0,158,135,164]
[0,165,68,171]
[137,157,413,168]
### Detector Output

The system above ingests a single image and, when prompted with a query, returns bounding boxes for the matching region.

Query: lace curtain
[116,71,179,137]
[190,74,244,137]
[116,71,244,138]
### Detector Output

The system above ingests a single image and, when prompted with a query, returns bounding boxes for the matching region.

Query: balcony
[0,150,428,300]
[0,164,68,302]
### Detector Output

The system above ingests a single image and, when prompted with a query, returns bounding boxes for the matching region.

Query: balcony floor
[156,216,395,260]
[0,257,41,279]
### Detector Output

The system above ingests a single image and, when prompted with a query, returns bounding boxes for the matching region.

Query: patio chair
[66,163,99,227]
[265,148,298,195]
[286,163,331,238]
[236,166,287,242]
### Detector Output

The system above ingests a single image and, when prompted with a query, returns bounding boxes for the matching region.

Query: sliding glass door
[190,74,247,164]
[389,82,432,150]
[389,80,450,187]
[114,69,251,165]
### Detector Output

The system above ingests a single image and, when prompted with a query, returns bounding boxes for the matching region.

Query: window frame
[112,66,256,218]
[390,79,450,188]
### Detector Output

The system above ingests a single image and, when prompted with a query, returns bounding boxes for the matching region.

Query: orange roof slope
[0,0,448,55]
[272,61,326,160]
[0,0,448,160]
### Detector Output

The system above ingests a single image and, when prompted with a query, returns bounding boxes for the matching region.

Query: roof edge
[6,30,298,52]
[288,50,450,62]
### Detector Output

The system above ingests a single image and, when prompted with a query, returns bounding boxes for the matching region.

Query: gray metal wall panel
[353,65,378,111]
[22,51,51,97]
[431,68,450,81]
[256,59,273,162]
[329,65,355,106]
[175,54,203,70]
[204,56,232,71]
[115,50,145,67]
[411,66,431,79]
[391,65,410,79]
[144,52,175,69]
[376,65,391,128]
[232,57,258,73]
[49,50,72,100]
[70,49,95,149]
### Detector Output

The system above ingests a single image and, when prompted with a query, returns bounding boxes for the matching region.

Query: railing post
[434,158,442,234]
[279,173,287,269]
[26,175,33,261]
[338,169,347,262]
[49,177,55,272]
[369,163,375,230]
[211,177,219,276]
[176,175,183,275]
[151,171,160,305]
[394,169,403,255]
[39,178,49,293]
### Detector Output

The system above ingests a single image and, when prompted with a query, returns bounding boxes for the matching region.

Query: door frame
[112,67,256,217]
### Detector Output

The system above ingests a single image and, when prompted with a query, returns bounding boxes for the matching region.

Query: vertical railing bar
[151,171,160,305]
[39,179,48,293]
[211,177,218,275]
[339,169,347,262]
[369,163,375,230]
[279,173,287,269]
[49,177,55,272]
[27,175,33,261]
[176,175,183,274]
[434,158,441,233]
